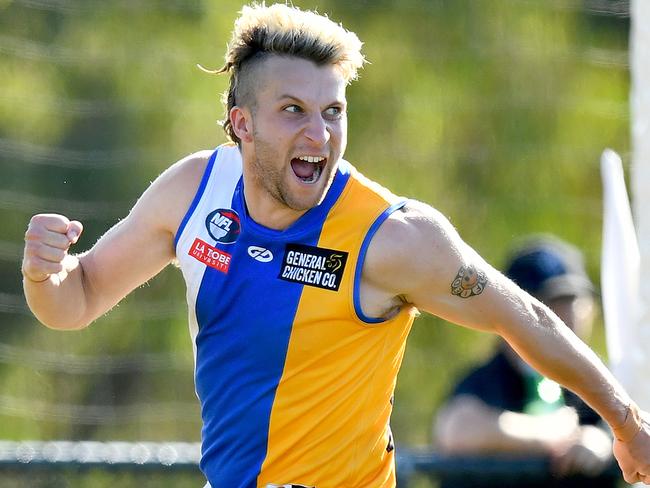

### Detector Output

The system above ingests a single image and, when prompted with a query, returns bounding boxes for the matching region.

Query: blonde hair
[214,3,366,144]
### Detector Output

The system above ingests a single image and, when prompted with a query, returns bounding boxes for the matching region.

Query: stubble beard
[251,136,335,212]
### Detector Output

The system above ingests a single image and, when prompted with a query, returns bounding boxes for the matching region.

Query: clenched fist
[22,214,84,283]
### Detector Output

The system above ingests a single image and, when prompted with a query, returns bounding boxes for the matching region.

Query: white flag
[600,148,641,390]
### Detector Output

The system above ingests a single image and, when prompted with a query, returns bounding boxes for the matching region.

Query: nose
[303,113,330,146]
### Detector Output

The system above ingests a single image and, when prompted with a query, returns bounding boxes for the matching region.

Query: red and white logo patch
[189,238,232,273]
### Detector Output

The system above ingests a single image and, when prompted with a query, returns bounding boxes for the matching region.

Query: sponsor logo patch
[205,208,240,244]
[189,238,231,273]
[279,243,348,291]
[248,246,274,263]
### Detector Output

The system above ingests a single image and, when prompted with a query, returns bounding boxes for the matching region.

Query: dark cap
[504,236,594,302]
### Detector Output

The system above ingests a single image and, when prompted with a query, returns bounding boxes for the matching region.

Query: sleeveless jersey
[175,144,416,488]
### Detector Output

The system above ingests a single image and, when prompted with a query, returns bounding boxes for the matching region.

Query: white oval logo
[248,246,274,263]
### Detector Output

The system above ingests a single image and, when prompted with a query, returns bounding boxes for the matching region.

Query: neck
[241,174,307,230]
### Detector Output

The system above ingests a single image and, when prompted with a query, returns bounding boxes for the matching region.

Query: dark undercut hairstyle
[209,2,366,145]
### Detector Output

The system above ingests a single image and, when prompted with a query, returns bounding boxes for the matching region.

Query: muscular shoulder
[362,199,512,329]
[133,150,213,236]
[159,150,212,184]
[365,199,539,335]
[363,200,467,298]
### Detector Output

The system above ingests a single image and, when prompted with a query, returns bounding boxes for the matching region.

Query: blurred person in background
[436,235,616,487]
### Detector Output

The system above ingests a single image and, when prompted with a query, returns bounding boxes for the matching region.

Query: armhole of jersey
[353,199,408,324]
[173,147,219,248]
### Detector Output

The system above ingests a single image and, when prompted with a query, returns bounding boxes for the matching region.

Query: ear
[230,106,254,144]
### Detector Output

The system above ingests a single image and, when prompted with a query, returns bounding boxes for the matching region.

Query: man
[21,4,649,488]
[435,236,615,487]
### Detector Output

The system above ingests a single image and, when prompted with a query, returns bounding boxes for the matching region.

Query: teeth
[298,156,325,163]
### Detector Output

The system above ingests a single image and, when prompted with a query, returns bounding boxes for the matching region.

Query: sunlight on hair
[208,2,366,144]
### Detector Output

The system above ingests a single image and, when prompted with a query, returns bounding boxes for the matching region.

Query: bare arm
[435,395,612,475]
[435,395,581,454]
[362,200,650,483]
[22,151,210,329]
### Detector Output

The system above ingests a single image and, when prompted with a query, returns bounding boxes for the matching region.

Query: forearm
[501,301,632,434]
[23,254,90,330]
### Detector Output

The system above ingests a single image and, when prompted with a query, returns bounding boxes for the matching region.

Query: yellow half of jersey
[258,167,417,487]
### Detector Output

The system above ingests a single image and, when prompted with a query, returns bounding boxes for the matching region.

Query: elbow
[435,396,488,454]
[493,292,550,340]
[24,276,95,331]
[35,312,91,331]
[436,415,478,454]
[28,301,92,330]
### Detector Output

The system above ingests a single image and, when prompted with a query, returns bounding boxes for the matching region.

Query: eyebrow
[278,94,346,107]
[278,94,304,104]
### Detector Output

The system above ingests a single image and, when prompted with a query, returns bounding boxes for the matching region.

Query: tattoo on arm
[451,265,488,298]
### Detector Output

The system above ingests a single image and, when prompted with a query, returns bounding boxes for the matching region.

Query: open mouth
[290,156,326,184]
